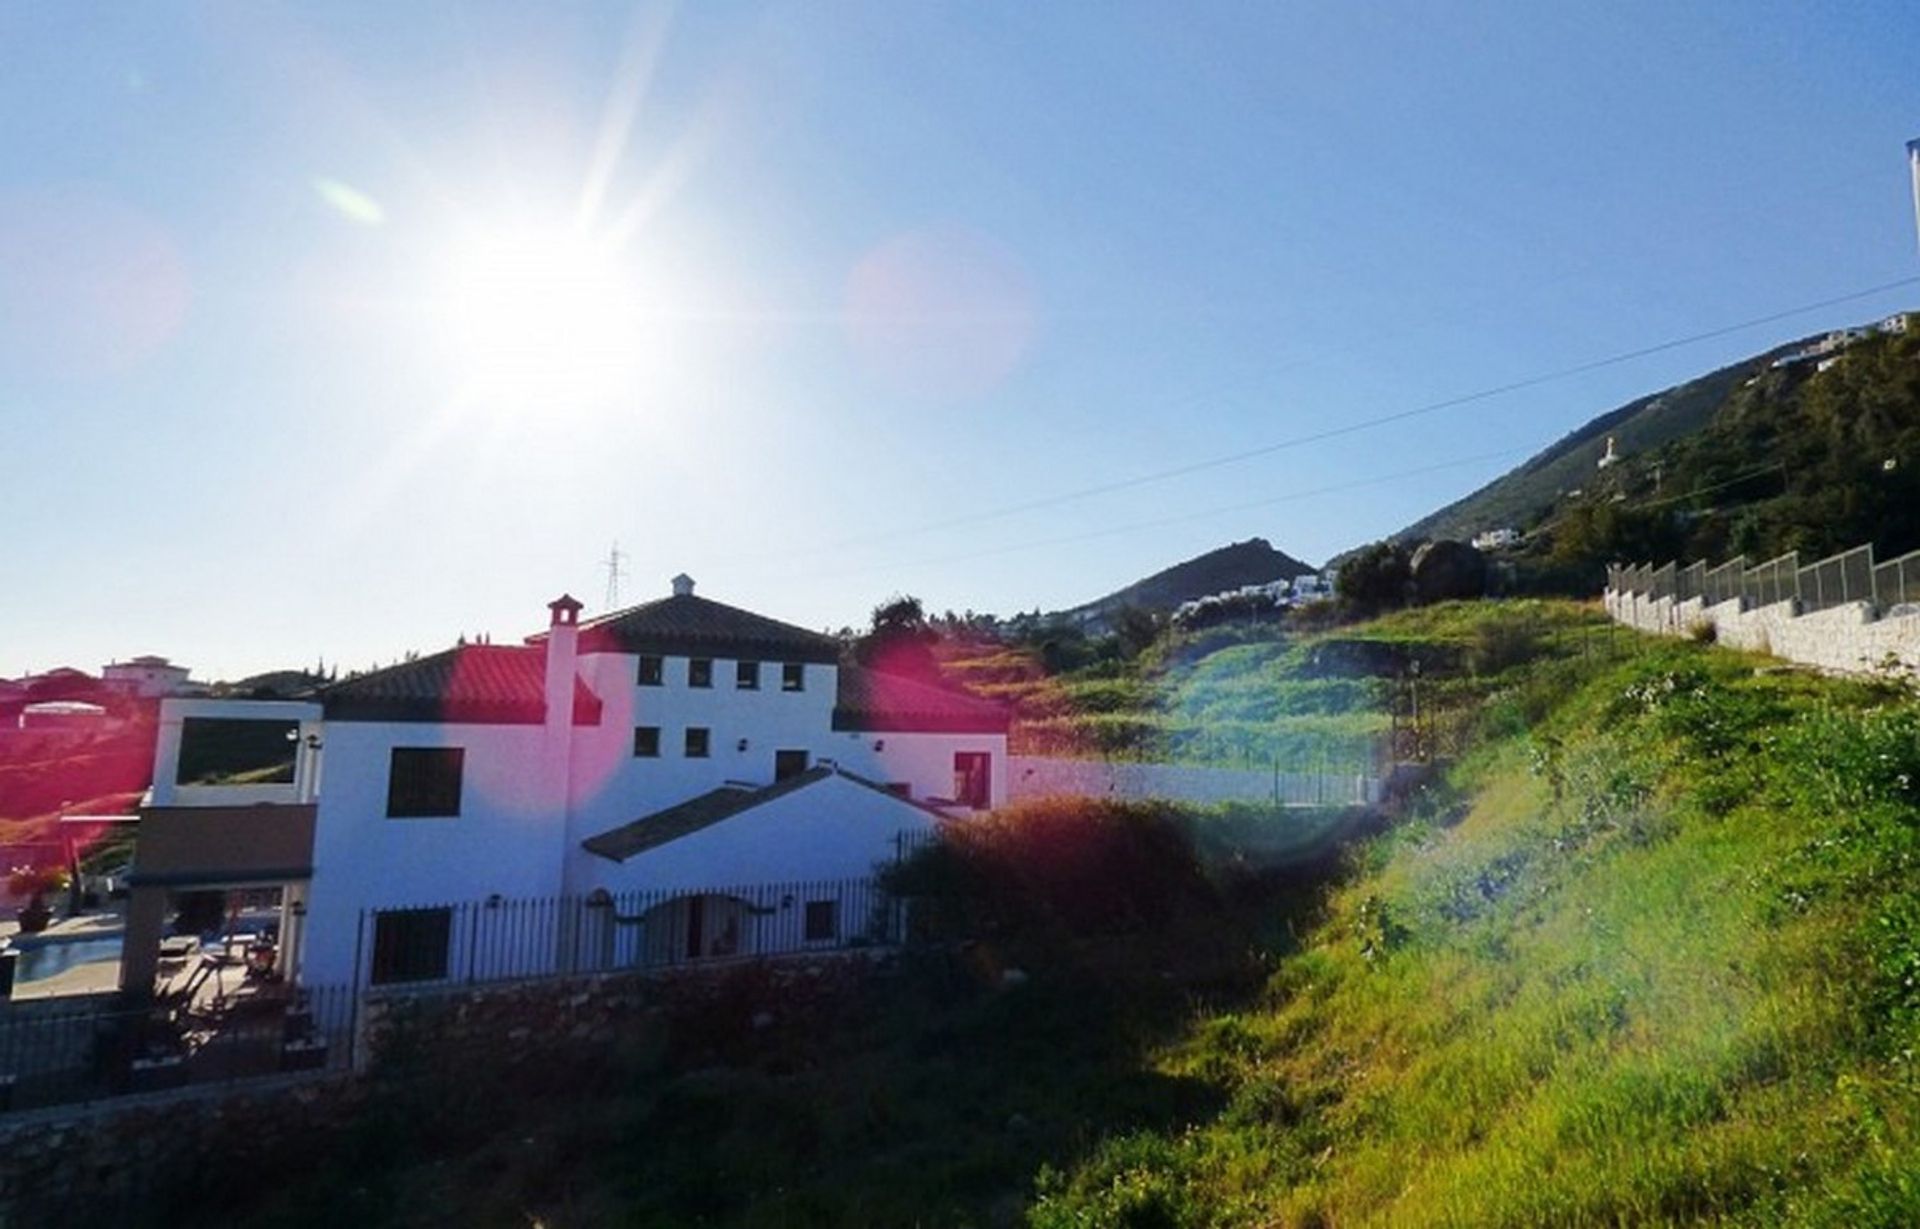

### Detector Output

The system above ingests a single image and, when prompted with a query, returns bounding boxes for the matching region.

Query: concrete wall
[1604,588,1920,677]
[834,729,1010,810]
[301,720,570,985]
[1008,755,1379,807]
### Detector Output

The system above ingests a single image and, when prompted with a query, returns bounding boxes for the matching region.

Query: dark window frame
[370,907,453,984]
[633,726,661,758]
[386,747,464,818]
[781,662,805,692]
[774,749,809,781]
[684,727,711,758]
[803,899,838,943]
[688,658,713,689]
[952,751,992,809]
[636,655,664,686]
[736,660,760,690]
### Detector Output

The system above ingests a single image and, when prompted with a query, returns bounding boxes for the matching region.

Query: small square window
[684,727,711,758]
[803,900,838,942]
[370,908,452,984]
[633,726,661,758]
[781,662,805,692]
[736,660,760,690]
[689,659,713,688]
[387,748,463,818]
[636,655,664,686]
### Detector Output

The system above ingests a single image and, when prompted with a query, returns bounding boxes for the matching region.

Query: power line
[803,447,1525,582]
[802,274,1920,555]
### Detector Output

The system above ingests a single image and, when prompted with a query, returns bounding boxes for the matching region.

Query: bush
[884,799,1216,950]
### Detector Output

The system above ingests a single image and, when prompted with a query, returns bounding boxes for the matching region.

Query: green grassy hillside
[1034,624,1920,1226]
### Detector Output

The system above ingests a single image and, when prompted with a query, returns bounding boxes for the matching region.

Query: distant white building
[102,655,204,699]
[1879,312,1910,335]
[1471,528,1521,552]
[1596,436,1622,470]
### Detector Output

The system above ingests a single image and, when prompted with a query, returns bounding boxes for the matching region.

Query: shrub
[884,798,1215,950]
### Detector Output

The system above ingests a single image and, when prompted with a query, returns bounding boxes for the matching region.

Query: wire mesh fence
[1613,541,1920,616]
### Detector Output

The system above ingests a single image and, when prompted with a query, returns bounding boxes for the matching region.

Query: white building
[123,579,1009,993]
[102,655,204,699]
[1471,528,1521,552]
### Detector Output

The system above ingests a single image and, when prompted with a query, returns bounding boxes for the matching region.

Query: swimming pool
[11,935,125,983]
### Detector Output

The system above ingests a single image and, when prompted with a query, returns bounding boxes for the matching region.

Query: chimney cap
[671,573,695,597]
[548,594,584,626]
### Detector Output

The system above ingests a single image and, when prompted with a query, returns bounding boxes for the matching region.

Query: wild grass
[1032,635,1920,1227]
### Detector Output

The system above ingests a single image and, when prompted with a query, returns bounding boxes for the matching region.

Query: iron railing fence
[354,871,918,992]
[1613,541,1920,616]
[0,981,355,1116]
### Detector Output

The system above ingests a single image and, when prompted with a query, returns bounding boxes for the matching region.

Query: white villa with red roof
[122,576,1007,993]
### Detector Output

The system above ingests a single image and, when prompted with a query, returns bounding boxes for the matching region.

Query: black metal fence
[355,873,911,989]
[0,859,935,1119]
[1609,542,1920,616]
[0,982,356,1116]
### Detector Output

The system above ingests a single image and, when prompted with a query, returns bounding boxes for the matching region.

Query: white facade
[140,583,1008,989]
[103,656,201,698]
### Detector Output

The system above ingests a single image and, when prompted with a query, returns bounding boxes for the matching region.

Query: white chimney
[671,573,695,597]
[543,594,582,730]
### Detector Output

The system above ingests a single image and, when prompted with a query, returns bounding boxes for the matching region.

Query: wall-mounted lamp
[872,739,886,752]
[585,888,613,909]
[485,893,503,909]
[289,900,307,918]
[737,738,750,752]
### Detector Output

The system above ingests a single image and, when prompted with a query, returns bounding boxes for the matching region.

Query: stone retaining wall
[1604,589,1920,677]
[0,954,884,1225]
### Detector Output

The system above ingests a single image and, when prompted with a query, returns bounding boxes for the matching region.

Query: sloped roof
[322,644,603,725]
[832,665,1010,734]
[581,765,944,863]
[559,593,841,663]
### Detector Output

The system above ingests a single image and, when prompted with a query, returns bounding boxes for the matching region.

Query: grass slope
[1034,630,1920,1226]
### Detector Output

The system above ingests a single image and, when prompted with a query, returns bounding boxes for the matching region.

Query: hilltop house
[121,577,1008,993]
[102,655,206,699]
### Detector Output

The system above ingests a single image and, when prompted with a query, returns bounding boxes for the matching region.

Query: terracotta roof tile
[322,645,602,725]
[832,665,1010,734]
[562,594,841,663]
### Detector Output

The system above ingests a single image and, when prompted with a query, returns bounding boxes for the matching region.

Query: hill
[1360,313,1920,590]
[1061,537,1315,628]
[1391,346,1781,547]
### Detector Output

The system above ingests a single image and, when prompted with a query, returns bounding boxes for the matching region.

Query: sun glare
[435,223,650,403]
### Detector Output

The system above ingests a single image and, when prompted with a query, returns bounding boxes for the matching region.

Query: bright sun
[435,223,649,404]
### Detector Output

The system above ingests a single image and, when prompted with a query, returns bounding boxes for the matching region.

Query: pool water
[13,936,124,983]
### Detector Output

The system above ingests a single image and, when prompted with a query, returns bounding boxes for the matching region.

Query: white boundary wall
[1604,588,1920,677]
[1009,755,1379,808]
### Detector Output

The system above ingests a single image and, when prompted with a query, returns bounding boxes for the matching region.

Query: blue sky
[3,2,1918,680]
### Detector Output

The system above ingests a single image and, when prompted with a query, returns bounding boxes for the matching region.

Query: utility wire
[807,274,1920,555]
[803,447,1524,582]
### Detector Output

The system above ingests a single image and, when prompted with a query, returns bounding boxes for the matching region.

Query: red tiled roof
[560,593,842,663]
[322,645,602,725]
[832,665,1010,734]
